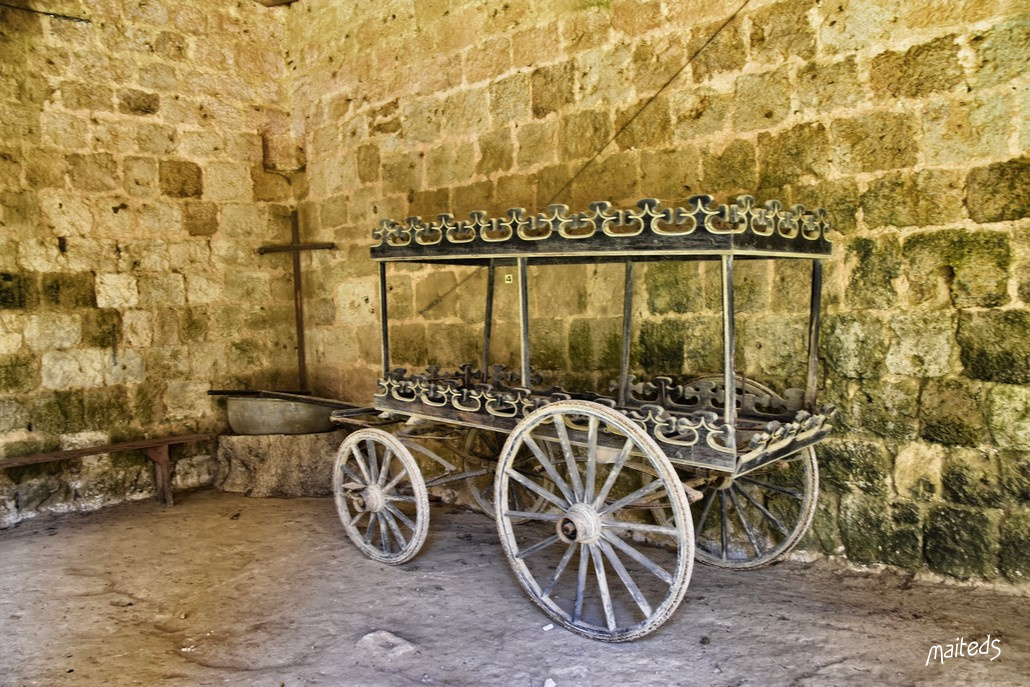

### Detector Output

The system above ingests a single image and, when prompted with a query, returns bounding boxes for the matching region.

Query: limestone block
[476,129,514,176]
[989,383,1030,450]
[515,122,556,169]
[41,349,106,389]
[186,274,224,305]
[701,139,757,194]
[138,273,186,307]
[903,230,1010,308]
[615,96,673,149]
[924,504,1000,579]
[1000,509,1030,583]
[17,239,63,273]
[687,17,745,81]
[165,381,215,420]
[966,157,1030,224]
[219,203,263,238]
[733,67,791,132]
[831,112,918,174]
[870,35,963,100]
[922,94,1011,166]
[489,73,530,126]
[957,310,1029,384]
[749,0,817,63]
[122,310,153,348]
[758,122,830,189]
[441,88,490,137]
[0,313,21,354]
[893,442,945,500]
[0,399,29,432]
[159,160,203,198]
[796,56,862,114]
[215,430,347,498]
[920,378,988,446]
[972,18,1030,90]
[577,44,635,110]
[95,274,139,308]
[885,310,953,377]
[105,349,145,385]
[40,194,94,236]
[942,447,1004,508]
[24,313,81,352]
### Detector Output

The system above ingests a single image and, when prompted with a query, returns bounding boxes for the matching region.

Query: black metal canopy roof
[370,195,833,263]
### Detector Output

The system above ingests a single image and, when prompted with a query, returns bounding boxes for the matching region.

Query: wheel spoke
[602,519,679,537]
[719,492,729,560]
[385,494,417,503]
[366,438,379,484]
[522,435,575,505]
[351,445,372,483]
[592,437,634,509]
[380,509,408,550]
[602,530,673,585]
[542,543,578,598]
[516,534,560,560]
[378,511,390,553]
[735,482,789,536]
[573,545,588,623]
[382,468,408,494]
[349,509,369,528]
[728,487,764,557]
[694,488,718,531]
[340,462,365,487]
[598,538,652,618]
[383,502,417,531]
[363,512,378,545]
[502,510,563,522]
[552,416,584,500]
[377,449,394,487]
[738,476,802,499]
[589,544,617,632]
[506,468,568,511]
[598,479,664,516]
[584,417,599,504]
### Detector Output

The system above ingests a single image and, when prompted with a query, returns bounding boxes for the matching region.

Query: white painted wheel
[693,447,818,569]
[333,429,429,565]
[463,428,553,521]
[494,400,694,641]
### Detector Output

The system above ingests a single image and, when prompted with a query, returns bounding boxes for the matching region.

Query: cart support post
[804,260,823,411]
[618,261,634,408]
[720,255,736,427]
[517,258,531,388]
[378,261,390,376]
[483,261,496,379]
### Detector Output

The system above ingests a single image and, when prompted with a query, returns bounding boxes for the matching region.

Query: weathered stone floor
[0,490,1026,687]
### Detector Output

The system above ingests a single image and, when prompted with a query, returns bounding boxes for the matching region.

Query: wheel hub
[350,484,385,513]
[556,503,602,545]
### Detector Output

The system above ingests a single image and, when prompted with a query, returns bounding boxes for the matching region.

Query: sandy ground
[0,490,1026,687]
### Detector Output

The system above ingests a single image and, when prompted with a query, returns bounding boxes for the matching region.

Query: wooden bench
[0,434,216,506]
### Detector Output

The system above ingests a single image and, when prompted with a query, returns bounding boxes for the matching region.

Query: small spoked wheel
[495,400,693,642]
[693,447,818,569]
[333,429,429,565]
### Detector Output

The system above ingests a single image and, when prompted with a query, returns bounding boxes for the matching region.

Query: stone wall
[289,0,1029,583]
[0,0,299,525]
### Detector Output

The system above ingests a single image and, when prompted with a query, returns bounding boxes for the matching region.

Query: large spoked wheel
[693,447,818,569]
[463,428,553,520]
[333,429,429,565]
[495,400,694,642]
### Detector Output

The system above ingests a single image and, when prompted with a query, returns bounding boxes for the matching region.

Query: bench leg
[144,445,174,506]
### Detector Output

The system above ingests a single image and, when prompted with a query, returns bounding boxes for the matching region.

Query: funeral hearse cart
[329,194,834,641]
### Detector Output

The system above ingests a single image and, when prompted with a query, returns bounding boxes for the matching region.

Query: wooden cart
[330,195,834,641]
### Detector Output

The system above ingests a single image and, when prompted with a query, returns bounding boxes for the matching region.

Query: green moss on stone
[845,236,900,309]
[839,494,890,564]
[41,272,96,308]
[817,439,889,496]
[81,308,123,348]
[801,492,843,555]
[82,386,133,432]
[179,308,208,343]
[1,272,27,309]
[646,263,703,314]
[999,450,1030,502]
[821,314,887,380]
[0,354,37,394]
[942,454,1004,508]
[966,156,1029,223]
[919,379,987,446]
[903,230,1010,308]
[638,319,684,375]
[31,391,86,434]
[999,510,1030,583]
[924,504,999,579]
[957,310,1030,384]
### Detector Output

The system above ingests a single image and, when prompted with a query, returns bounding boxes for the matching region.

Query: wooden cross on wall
[257,210,335,392]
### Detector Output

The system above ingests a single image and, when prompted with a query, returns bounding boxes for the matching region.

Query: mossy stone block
[645,263,704,315]
[1000,450,1030,502]
[793,179,860,236]
[31,391,86,434]
[999,509,1030,583]
[757,122,830,189]
[701,139,757,193]
[183,201,218,237]
[845,236,900,309]
[0,354,37,394]
[920,378,987,446]
[817,438,889,496]
[41,272,96,308]
[942,450,1004,508]
[638,319,684,375]
[957,310,1029,384]
[82,386,134,432]
[81,308,123,348]
[531,61,574,119]
[885,311,953,378]
[390,323,428,369]
[831,112,918,174]
[159,160,203,198]
[924,504,999,579]
[966,156,1030,223]
[568,318,623,373]
[749,0,816,62]
[1,272,29,309]
[870,34,963,99]
[821,314,887,380]
[0,399,29,432]
[972,19,1030,90]
[848,377,920,441]
[903,229,1010,308]
[839,494,891,564]
[802,492,843,555]
[862,169,965,229]
[988,383,1030,450]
